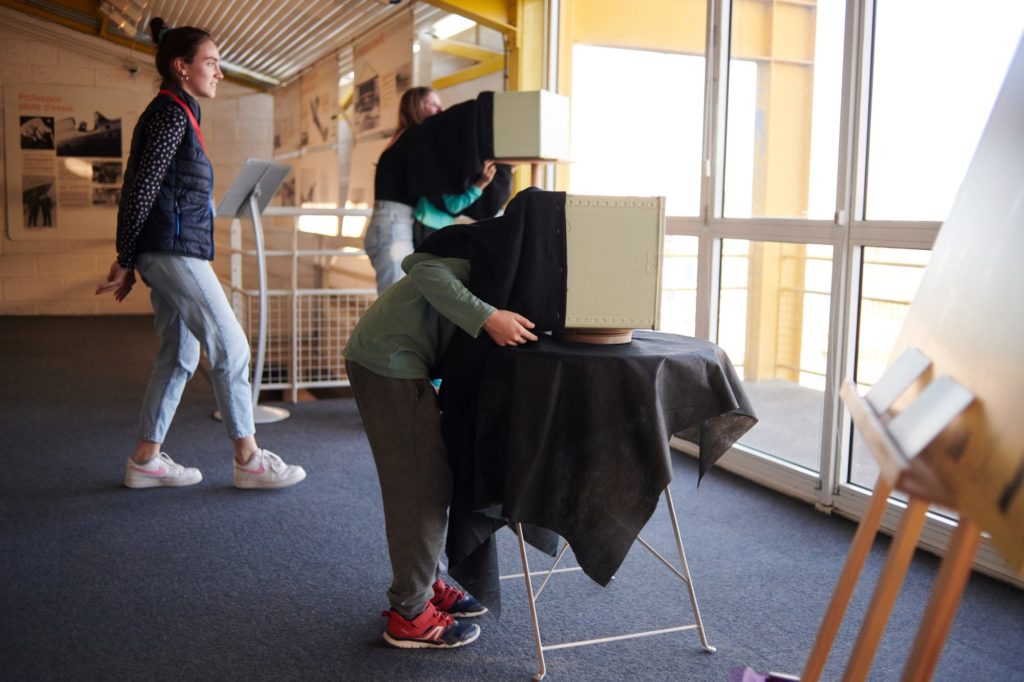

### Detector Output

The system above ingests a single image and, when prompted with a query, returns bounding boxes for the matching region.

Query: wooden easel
[802,348,978,682]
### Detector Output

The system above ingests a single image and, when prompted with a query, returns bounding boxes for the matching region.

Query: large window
[569,46,705,215]
[660,235,699,335]
[848,248,930,489]
[718,240,833,472]
[724,0,845,219]
[562,0,1024,581]
[562,0,707,216]
[865,0,1024,221]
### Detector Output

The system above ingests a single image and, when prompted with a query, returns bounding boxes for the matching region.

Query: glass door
[560,0,1024,581]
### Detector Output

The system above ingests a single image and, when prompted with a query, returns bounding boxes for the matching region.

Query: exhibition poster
[5,84,137,241]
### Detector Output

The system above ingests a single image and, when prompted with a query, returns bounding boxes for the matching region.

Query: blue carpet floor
[1,316,1022,681]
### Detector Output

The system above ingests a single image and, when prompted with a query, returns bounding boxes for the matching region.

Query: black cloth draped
[416,189,757,615]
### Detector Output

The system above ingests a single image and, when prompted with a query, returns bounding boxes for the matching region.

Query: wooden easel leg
[802,479,894,682]
[901,519,981,682]
[842,499,929,682]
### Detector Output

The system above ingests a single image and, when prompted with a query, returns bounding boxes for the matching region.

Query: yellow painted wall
[570,0,707,54]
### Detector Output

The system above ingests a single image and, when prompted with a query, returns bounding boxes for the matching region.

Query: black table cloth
[445,330,758,614]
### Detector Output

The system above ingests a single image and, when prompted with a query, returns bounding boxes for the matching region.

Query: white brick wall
[0,8,273,315]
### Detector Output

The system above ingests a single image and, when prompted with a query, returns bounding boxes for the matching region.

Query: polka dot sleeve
[116,105,188,269]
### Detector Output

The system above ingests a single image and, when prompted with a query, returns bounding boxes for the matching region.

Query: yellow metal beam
[507,0,544,91]
[432,55,504,90]
[431,37,502,62]
[422,0,517,37]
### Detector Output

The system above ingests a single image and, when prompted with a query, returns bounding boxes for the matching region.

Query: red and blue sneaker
[382,602,481,649]
[431,578,488,618]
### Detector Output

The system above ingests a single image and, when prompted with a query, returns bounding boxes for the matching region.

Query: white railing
[220,206,377,403]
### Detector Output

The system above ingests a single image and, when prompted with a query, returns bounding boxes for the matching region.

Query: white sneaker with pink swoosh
[233,449,306,489]
[124,452,203,488]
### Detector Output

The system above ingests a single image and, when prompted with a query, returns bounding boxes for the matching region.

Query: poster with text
[352,8,413,141]
[5,84,138,241]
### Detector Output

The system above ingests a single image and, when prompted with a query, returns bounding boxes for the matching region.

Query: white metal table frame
[501,486,715,681]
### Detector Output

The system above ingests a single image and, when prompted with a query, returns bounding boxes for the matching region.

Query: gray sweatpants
[346,360,450,619]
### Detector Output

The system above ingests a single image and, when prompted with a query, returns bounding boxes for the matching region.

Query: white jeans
[363,201,415,294]
[135,252,255,443]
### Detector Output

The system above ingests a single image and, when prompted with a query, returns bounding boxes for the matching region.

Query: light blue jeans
[135,252,255,443]
[363,200,414,294]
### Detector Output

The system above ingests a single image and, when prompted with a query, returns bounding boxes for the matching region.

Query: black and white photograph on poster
[92,186,121,207]
[56,111,122,158]
[92,161,122,184]
[22,177,56,228]
[354,73,380,134]
[352,8,413,140]
[395,64,412,95]
[20,116,55,150]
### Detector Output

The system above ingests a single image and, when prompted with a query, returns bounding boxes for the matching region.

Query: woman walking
[96,18,305,490]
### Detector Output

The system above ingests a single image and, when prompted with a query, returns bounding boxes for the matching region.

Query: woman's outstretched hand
[483,309,538,347]
[95,260,135,302]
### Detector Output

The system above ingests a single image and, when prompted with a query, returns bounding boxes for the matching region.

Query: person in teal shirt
[412,160,498,249]
[344,252,537,650]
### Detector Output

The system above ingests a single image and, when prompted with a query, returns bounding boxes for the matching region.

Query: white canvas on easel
[888,36,1024,574]
[802,36,1024,682]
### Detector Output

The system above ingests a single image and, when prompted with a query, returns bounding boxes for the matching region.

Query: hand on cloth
[483,309,537,347]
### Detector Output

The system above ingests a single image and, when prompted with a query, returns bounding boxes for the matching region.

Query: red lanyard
[158,89,207,155]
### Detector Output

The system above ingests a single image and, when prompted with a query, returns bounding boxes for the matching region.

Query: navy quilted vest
[125,86,215,260]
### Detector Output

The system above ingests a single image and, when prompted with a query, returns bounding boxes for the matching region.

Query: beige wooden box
[564,194,665,330]
[492,90,570,161]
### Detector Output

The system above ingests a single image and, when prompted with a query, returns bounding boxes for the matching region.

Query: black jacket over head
[415,187,568,613]
[416,187,567,402]
[376,91,512,216]
[123,85,215,261]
